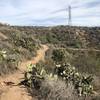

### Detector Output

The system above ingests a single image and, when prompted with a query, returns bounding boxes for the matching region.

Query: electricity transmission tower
[51,5,72,26]
[68,5,72,26]
[67,5,72,41]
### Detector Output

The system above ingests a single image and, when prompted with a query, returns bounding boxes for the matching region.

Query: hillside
[0,24,40,75]
[0,24,100,99]
[13,25,100,49]
[10,25,100,75]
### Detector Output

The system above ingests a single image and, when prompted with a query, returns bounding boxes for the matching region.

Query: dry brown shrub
[36,78,79,100]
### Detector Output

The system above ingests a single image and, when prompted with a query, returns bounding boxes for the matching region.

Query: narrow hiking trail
[57,47,100,52]
[66,47,100,52]
[0,45,49,100]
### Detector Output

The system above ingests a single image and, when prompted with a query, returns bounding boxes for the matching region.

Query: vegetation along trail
[0,44,49,100]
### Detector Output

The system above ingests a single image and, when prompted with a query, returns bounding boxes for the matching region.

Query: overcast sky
[0,0,100,26]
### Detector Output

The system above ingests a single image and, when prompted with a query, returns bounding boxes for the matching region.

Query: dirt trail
[66,47,100,52]
[57,47,100,52]
[0,45,49,100]
[0,32,8,40]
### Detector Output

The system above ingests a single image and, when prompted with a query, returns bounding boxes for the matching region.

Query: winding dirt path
[0,45,48,100]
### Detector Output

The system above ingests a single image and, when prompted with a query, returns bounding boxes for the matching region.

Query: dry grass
[31,77,100,100]
[32,78,79,100]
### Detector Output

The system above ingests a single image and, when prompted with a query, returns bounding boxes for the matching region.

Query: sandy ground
[0,45,48,100]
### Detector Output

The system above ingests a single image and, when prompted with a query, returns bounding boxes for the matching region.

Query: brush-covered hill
[13,25,100,93]
[10,25,100,75]
[0,24,40,75]
[0,24,100,99]
[0,24,100,76]
[13,25,100,49]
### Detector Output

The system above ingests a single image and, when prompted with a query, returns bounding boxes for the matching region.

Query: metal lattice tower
[68,6,72,26]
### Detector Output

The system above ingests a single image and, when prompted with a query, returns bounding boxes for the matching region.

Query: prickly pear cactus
[54,63,94,96]
[23,62,94,97]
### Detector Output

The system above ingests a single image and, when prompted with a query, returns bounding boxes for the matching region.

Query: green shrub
[52,49,65,63]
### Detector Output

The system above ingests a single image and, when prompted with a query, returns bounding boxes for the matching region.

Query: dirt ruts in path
[0,45,49,100]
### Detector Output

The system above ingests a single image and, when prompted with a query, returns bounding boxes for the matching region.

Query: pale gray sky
[0,0,100,26]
